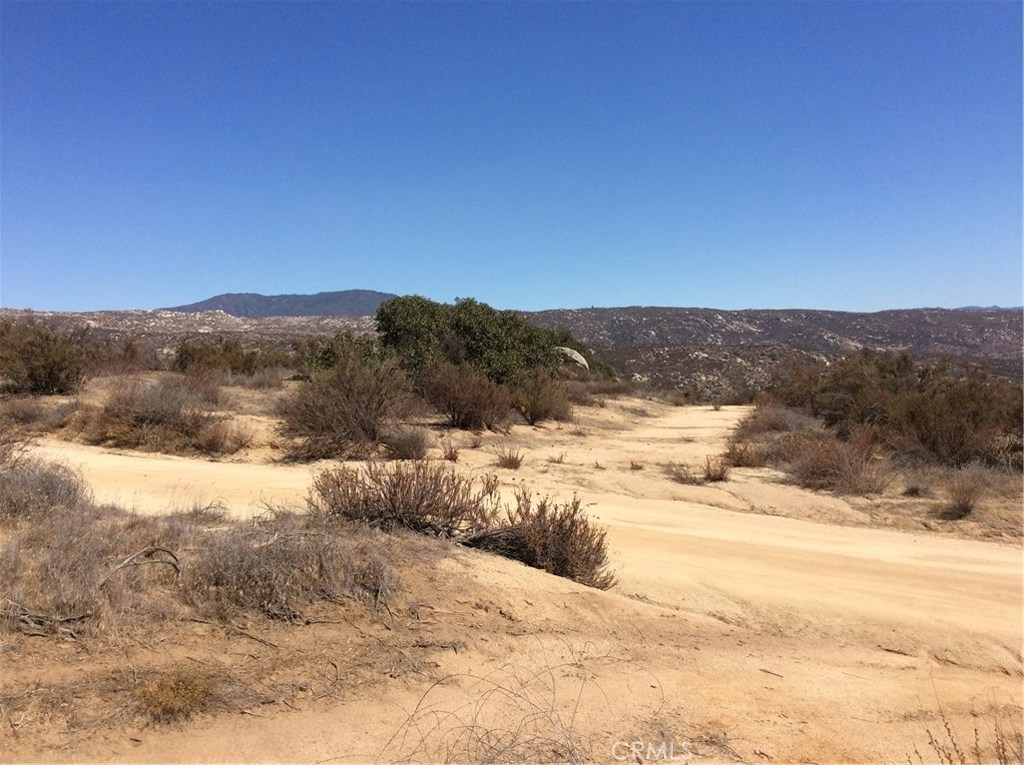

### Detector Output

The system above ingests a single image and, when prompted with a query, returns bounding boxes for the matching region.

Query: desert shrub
[175,337,292,375]
[376,295,609,385]
[942,463,989,520]
[564,380,599,407]
[772,351,1022,468]
[723,440,771,468]
[420,361,510,431]
[782,427,893,495]
[587,379,633,397]
[308,461,501,538]
[193,419,254,455]
[702,455,730,482]
[495,447,524,470]
[512,368,573,425]
[279,354,412,460]
[0,492,185,636]
[664,462,702,485]
[181,519,395,620]
[86,377,227,454]
[0,396,46,428]
[0,457,91,522]
[465,491,616,590]
[734,404,820,439]
[0,319,91,395]
[383,426,431,460]
[0,428,29,469]
[231,366,289,390]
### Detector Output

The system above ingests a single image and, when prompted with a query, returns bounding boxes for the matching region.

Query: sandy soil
[8,397,1022,764]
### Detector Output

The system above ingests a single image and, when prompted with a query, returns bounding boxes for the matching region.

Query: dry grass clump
[0,478,183,637]
[136,667,215,723]
[308,461,501,538]
[465,491,616,590]
[420,361,511,431]
[0,395,46,427]
[941,464,990,520]
[495,447,525,470]
[512,369,574,425]
[909,702,1022,765]
[383,426,432,460]
[181,517,396,621]
[383,660,592,764]
[702,455,730,482]
[564,380,600,408]
[664,462,702,485]
[279,356,412,460]
[440,437,460,462]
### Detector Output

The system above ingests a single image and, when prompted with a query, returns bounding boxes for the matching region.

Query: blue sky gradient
[1,1,1020,312]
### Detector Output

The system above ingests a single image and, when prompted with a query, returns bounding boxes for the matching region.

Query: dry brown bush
[229,366,289,390]
[0,457,91,522]
[0,396,46,428]
[782,428,893,495]
[383,426,431,460]
[723,440,772,468]
[0,318,91,395]
[420,361,510,431]
[734,405,820,439]
[279,356,412,460]
[308,461,501,538]
[85,376,226,455]
[181,517,396,621]
[702,455,730,482]
[194,419,255,455]
[942,464,990,520]
[0,483,183,636]
[465,490,616,590]
[512,369,574,425]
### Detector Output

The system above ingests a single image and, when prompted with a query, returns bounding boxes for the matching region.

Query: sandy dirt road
[26,401,1022,763]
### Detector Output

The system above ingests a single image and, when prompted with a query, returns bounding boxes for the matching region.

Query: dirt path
[26,402,1022,763]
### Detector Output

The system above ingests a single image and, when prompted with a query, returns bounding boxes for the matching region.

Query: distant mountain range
[164,290,398,318]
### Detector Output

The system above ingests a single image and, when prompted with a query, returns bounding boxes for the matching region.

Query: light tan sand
[22,398,1022,763]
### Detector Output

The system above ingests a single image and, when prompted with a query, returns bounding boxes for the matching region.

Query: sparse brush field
[0,320,1020,763]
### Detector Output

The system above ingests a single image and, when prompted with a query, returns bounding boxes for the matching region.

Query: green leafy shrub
[376,296,606,386]
[0,319,91,395]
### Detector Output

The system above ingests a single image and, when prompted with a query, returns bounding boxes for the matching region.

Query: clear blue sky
[1,1,1020,313]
